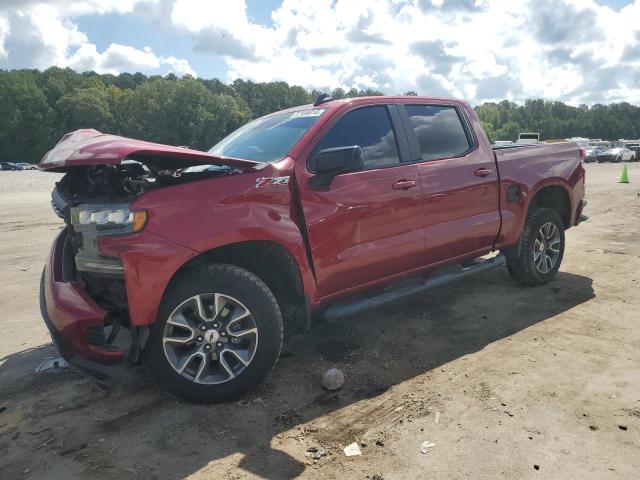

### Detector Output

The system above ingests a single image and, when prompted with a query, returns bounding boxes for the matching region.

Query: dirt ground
[0,163,639,480]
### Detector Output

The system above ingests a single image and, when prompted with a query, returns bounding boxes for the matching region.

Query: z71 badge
[255,176,290,188]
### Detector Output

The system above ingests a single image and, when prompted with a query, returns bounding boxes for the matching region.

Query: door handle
[474,168,493,177]
[392,179,417,190]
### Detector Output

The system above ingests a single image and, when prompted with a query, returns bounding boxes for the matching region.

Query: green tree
[495,121,522,142]
[124,78,248,149]
[4,67,640,164]
[0,71,56,163]
[56,87,113,134]
[480,121,496,143]
[231,79,312,118]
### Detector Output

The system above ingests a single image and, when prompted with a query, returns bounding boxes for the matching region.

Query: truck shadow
[0,268,594,479]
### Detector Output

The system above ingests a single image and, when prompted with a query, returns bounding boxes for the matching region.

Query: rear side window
[405,105,472,161]
[316,106,400,169]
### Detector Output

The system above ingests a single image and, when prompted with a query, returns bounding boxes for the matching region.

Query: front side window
[315,106,400,169]
[405,105,472,161]
[210,109,326,162]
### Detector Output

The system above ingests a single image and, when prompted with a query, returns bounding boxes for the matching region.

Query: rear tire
[506,207,565,286]
[143,264,283,403]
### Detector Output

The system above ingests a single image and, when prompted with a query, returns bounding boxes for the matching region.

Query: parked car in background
[597,147,636,163]
[584,146,608,163]
[0,162,22,170]
[14,162,37,170]
[626,143,640,156]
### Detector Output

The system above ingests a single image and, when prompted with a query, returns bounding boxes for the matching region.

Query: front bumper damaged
[40,226,199,376]
[40,228,124,373]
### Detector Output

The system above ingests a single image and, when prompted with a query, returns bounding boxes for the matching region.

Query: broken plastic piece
[35,356,70,373]
[420,441,436,454]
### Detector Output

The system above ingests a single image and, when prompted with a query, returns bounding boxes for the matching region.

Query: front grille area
[80,272,128,312]
[85,325,107,347]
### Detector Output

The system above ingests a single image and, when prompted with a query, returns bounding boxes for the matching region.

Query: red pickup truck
[39,95,587,402]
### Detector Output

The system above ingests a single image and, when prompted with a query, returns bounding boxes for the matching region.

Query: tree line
[476,100,640,144]
[1,68,639,163]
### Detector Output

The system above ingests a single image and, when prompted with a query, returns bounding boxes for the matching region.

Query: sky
[0,0,639,105]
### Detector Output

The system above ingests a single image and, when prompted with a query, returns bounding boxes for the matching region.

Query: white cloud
[66,43,196,76]
[67,43,157,73]
[167,0,640,104]
[1,0,639,103]
[0,0,194,77]
[0,15,8,60]
[161,55,196,76]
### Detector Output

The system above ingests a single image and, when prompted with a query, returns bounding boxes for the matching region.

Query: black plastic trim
[324,254,506,321]
[387,104,413,163]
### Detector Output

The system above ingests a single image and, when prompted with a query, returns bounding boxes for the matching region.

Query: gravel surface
[0,164,639,479]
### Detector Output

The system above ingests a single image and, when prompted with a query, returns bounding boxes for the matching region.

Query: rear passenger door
[398,103,501,264]
[297,104,426,298]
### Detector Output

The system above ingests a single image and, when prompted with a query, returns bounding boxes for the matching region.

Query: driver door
[296,104,426,298]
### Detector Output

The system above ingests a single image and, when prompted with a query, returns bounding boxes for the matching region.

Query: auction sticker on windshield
[290,109,325,118]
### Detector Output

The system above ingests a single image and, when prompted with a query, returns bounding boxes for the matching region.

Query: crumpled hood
[39,129,263,172]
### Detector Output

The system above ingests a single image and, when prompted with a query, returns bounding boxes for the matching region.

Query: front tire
[144,264,283,403]
[506,207,565,286]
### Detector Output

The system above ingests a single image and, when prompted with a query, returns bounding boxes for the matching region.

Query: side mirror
[309,146,364,190]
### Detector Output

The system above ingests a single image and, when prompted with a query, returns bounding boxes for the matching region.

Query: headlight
[70,204,147,233]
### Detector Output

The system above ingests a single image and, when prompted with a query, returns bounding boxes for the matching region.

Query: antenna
[314,93,332,106]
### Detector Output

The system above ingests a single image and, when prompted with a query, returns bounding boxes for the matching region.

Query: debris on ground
[321,367,345,391]
[618,425,628,431]
[34,357,70,374]
[534,465,540,470]
[420,440,436,454]
[306,446,329,460]
[624,408,640,418]
[343,442,362,456]
[0,405,6,414]
[33,438,54,450]
[434,411,441,424]
[589,425,599,431]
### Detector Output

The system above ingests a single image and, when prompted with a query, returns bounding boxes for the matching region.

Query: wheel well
[529,185,571,228]
[170,241,306,329]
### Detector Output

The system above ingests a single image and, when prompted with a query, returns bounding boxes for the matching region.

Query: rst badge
[255,176,290,188]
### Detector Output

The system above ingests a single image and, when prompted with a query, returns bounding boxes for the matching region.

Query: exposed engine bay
[55,161,241,204]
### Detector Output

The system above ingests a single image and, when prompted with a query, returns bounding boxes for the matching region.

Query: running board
[324,254,506,321]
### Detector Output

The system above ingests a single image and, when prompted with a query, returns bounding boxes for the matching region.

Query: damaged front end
[40,130,261,371]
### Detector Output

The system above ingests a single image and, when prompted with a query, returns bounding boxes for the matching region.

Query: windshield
[209,109,326,162]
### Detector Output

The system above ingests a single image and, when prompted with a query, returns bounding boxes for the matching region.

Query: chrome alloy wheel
[162,293,259,384]
[533,222,561,274]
